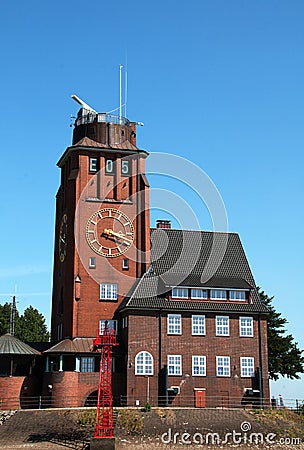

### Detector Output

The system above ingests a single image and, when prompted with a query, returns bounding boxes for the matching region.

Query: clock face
[59,214,68,262]
[86,208,134,258]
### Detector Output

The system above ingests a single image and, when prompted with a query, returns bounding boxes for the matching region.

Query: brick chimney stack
[156,220,171,229]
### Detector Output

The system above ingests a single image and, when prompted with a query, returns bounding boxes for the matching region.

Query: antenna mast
[10,295,17,336]
[119,64,123,123]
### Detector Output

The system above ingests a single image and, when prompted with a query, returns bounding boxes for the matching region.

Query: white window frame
[192,355,206,376]
[210,289,227,300]
[171,287,188,299]
[168,355,182,376]
[191,288,207,299]
[123,258,129,269]
[239,317,254,337]
[240,357,255,377]
[216,316,229,336]
[229,290,246,301]
[216,356,230,377]
[192,315,206,335]
[135,351,154,375]
[100,283,118,300]
[167,314,182,335]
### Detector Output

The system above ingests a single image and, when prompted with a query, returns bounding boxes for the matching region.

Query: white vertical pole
[125,67,128,119]
[119,64,123,123]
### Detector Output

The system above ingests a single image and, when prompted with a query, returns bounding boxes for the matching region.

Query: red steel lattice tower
[93,321,118,439]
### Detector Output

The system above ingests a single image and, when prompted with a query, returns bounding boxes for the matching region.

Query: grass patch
[250,408,304,439]
[116,410,144,434]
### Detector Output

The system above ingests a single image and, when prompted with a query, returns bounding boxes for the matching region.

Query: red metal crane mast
[92,320,118,439]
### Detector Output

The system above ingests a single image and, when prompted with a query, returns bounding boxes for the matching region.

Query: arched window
[135,351,153,375]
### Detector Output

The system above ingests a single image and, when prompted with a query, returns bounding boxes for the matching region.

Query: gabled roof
[120,229,269,314]
[0,334,41,355]
[44,337,94,354]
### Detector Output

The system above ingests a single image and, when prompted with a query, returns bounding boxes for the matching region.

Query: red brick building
[48,106,269,408]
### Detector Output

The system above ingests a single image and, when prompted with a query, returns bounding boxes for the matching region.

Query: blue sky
[0,0,303,400]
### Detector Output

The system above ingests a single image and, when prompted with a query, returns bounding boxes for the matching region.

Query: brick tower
[51,107,150,340]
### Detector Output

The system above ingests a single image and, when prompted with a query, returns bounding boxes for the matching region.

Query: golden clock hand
[103,228,132,243]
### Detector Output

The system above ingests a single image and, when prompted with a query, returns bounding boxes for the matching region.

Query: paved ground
[0,408,303,449]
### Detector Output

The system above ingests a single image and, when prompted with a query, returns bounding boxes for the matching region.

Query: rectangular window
[89,257,96,269]
[216,356,230,377]
[192,355,206,376]
[210,289,227,300]
[168,355,182,375]
[191,289,207,299]
[57,323,62,340]
[105,159,115,174]
[89,157,99,173]
[167,314,182,334]
[239,317,253,337]
[229,290,246,301]
[100,283,118,300]
[81,357,95,372]
[192,315,206,335]
[123,259,129,270]
[216,316,229,336]
[99,320,118,334]
[172,287,188,298]
[121,159,131,176]
[240,357,255,377]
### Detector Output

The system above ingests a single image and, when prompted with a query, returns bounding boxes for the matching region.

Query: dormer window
[210,289,227,300]
[191,289,207,299]
[229,290,246,300]
[172,288,188,299]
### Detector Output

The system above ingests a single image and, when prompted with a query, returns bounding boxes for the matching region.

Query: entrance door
[195,389,206,408]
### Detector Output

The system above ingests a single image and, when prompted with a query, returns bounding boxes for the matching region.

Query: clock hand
[103,228,132,243]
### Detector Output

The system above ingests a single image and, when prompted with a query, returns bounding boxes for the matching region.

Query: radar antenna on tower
[71,94,97,113]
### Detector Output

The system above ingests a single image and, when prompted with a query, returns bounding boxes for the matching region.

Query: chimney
[156,220,171,229]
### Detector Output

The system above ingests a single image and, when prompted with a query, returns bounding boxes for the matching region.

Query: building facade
[48,106,269,408]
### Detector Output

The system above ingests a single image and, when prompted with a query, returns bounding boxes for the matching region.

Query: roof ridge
[150,228,238,235]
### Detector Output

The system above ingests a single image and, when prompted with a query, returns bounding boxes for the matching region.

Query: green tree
[17,306,50,342]
[259,289,304,380]
[0,302,19,335]
[0,302,49,342]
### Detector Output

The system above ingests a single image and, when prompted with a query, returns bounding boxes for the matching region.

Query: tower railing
[75,112,130,127]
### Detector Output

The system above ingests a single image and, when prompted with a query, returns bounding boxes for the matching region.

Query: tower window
[121,160,131,176]
[105,159,115,174]
[123,259,129,270]
[57,323,62,340]
[89,157,99,173]
[89,257,96,269]
[100,283,118,301]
